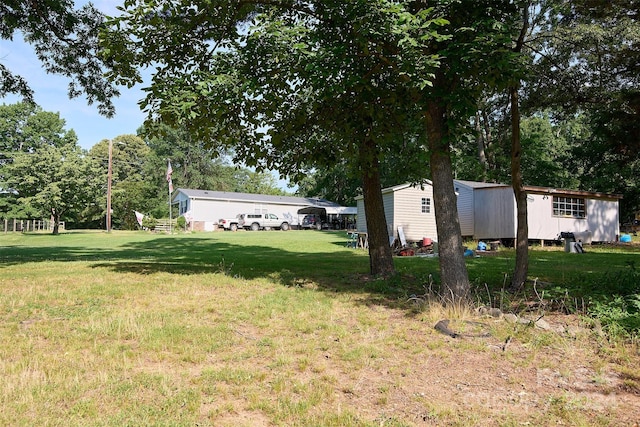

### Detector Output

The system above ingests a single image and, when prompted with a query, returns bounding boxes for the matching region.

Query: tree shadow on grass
[0,234,405,300]
[5,234,638,319]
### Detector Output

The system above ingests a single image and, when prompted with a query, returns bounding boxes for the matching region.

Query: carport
[297,206,357,230]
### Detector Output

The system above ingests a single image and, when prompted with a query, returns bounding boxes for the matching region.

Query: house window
[553,196,585,218]
[421,197,431,214]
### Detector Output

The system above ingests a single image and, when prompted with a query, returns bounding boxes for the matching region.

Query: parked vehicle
[301,214,321,230]
[218,216,240,231]
[238,213,290,231]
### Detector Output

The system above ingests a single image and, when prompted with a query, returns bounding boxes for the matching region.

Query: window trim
[552,196,586,219]
[421,197,431,214]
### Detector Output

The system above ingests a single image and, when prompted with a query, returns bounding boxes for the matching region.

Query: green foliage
[1,1,118,115]
[142,215,157,230]
[176,215,186,231]
[0,103,103,231]
[3,144,102,231]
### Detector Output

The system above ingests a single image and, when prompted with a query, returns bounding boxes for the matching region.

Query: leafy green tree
[0,102,96,226]
[3,143,102,233]
[101,0,446,277]
[102,1,524,298]
[1,0,118,115]
[409,0,522,300]
[525,0,640,216]
[0,102,77,155]
[88,135,155,230]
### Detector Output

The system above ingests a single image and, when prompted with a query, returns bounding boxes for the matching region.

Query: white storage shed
[356,182,438,243]
[356,180,621,243]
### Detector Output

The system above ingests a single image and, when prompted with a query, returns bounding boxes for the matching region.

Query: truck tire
[280,222,289,231]
[251,222,260,231]
[230,223,237,232]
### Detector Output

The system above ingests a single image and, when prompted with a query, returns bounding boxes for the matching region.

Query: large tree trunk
[509,5,530,293]
[51,208,60,235]
[509,85,529,292]
[359,138,394,277]
[424,101,470,303]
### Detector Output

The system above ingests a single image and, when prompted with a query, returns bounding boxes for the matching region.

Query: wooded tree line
[0,103,287,231]
[1,0,638,301]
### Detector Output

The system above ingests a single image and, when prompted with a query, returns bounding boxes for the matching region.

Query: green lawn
[1,230,639,426]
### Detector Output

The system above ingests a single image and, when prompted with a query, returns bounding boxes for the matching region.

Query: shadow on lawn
[0,234,419,300]
[4,234,639,319]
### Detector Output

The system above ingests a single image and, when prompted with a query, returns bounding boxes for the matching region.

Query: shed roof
[522,185,622,200]
[355,180,622,201]
[453,180,509,189]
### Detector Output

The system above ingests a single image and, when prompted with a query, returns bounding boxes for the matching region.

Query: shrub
[142,216,157,231]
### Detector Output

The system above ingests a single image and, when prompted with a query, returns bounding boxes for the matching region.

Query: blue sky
[0,0,146,150]
[0,0,294,190]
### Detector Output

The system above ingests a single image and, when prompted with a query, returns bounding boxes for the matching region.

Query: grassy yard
[1,230,639,426]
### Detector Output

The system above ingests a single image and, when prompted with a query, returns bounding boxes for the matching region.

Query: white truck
[238,213,290,231]
[218,216,240,231]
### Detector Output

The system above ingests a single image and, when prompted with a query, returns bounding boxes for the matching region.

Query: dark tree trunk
[359,137,394,277]
[424,101,470,303]
[474,111,488,181]
[509,5,530,293]
[509,85,529,292]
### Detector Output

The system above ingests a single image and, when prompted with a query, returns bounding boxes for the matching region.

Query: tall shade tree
[3,142,102,234]
[102,1,446,277]
[0,102,83,221]
[0,0,118,115]
[410,0,521,300]
[102,1,522,297]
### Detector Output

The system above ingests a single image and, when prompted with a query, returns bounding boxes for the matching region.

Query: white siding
[526,194,619,242]
[355,184,438,242]
[383,191,395,236]
[391,186,437,241]
[192,199,299,223]
[525,193,583,240]
[356,198,366,232]
[587,199,619,242]
[357,182,620,244]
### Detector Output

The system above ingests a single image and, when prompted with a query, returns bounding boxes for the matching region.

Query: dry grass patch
[1,231,639,426]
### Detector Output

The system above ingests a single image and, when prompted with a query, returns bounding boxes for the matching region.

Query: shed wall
[356,199,366,232]
[454,183,475,237]
[391,186,438,241]
[356,185,438,242]
[587,199,619,242]
[473,187,516,239]
[526,194,619,241]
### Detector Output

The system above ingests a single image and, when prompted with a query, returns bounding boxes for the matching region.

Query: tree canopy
[1,0,118,115]
[101,0,525,298]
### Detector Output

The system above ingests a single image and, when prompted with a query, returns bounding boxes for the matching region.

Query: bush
[142,216,157,231]
[176,216,186,231]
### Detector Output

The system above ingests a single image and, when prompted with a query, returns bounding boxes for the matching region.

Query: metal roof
[176,188,343,207]
[453,180,509,189]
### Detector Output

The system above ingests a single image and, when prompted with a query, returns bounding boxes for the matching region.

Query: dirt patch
[235,310,638,426]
